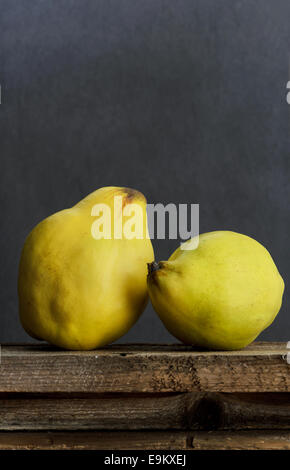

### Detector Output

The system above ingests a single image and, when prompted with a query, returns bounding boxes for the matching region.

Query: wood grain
[1,343,290,449]
[0,342,289,393]
[203,393,290,430]
[0,431,192,450]
[1,392,290,431]
[0,430,290,450]
[192,430,290,450]
[0,393,200,431]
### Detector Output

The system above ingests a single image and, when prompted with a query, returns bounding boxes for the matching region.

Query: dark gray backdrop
[1,0,289,344]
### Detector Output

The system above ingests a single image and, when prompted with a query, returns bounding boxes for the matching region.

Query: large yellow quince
[18,186,154,350]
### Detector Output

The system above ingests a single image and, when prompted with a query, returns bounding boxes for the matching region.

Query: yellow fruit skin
[18,187,154,350]
[148,231,284,350]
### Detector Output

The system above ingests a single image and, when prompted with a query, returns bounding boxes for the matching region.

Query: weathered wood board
[0,343,290,449]
[0,431,191,450]
[1,393,290,431]
[0,342,289,393]
[0,430,289,450]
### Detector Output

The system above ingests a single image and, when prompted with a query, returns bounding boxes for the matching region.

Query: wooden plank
[202,393,290,430]
[0,430,290,450]
[192,430,290,450]
[0,431,192,450]
[0,393,201,431]
[0,343,289,393]
[1,392,290,431]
